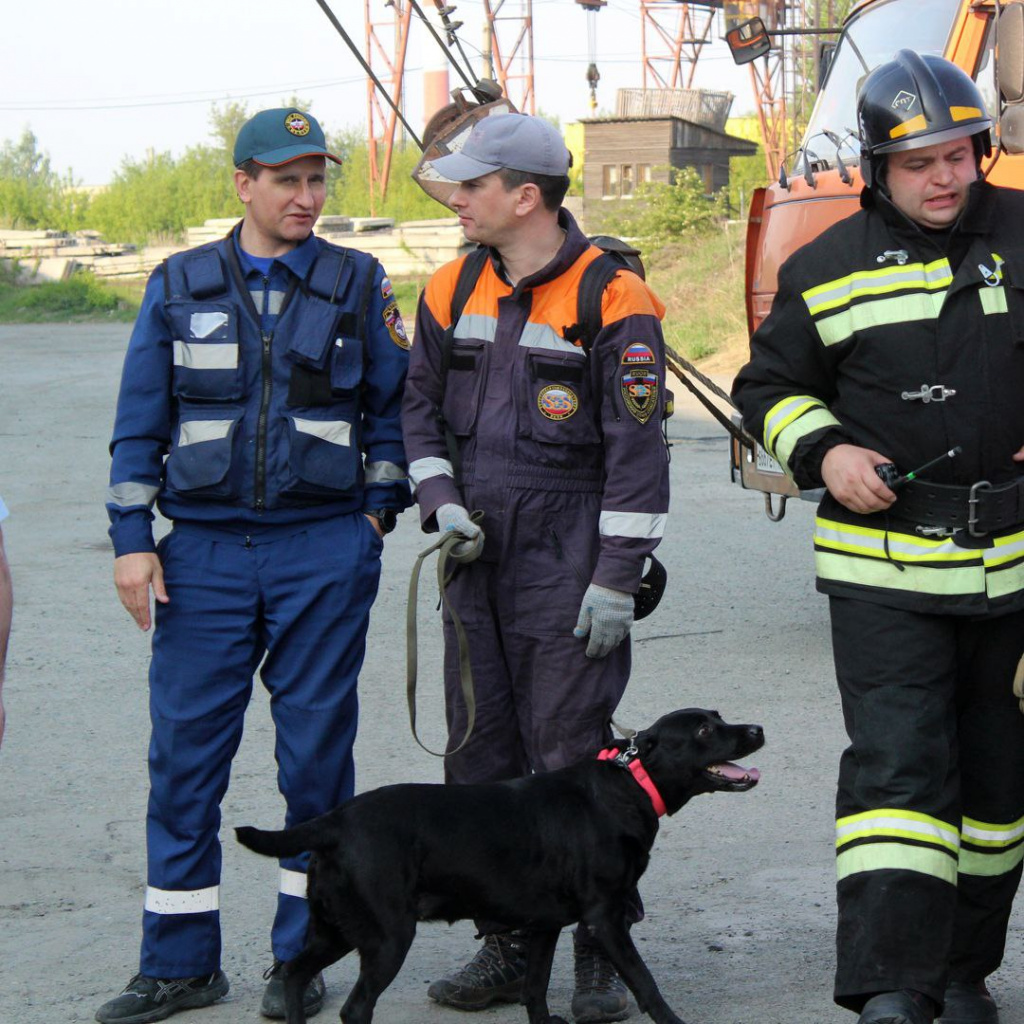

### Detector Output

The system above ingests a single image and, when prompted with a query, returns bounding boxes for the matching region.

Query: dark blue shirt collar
[232,223,320,281]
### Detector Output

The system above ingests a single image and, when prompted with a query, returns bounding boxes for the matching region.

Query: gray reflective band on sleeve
[179,420,235,447]
[293,418,352,447]
[107,481,160,508]
[189,311,229,339]
[364,461,407,483]
[598,510,667,539]
[173,341,238,370]
[409,457,454,488]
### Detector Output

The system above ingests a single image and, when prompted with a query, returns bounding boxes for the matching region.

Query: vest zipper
[255,276,273,512]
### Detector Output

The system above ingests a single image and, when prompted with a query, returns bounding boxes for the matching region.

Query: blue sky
[2,0,752,185]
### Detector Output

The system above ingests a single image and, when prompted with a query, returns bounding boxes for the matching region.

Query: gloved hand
[574,584,634,659]
[436,503,484,563]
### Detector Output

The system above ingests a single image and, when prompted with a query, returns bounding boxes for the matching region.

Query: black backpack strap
[571,252,625,354]
[439,246,490,487]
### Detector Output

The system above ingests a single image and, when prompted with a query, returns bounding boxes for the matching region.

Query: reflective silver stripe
[836,809,959,853]
[364,460,407,484]
[963,815,1024,847]
[145,885,219,915]
[173,340,238,370]
[803,260,952,316]
[409,457,454,489]
[293,418,351,447]
[179,420,234,447]
[599,511,667,539]
[107,481,160,508]
[814,520,974,562]
[279,868,307,900]
[190,311,228,338]
[519,321,581,353]
[249,290,287,316]
[453,313,496,343]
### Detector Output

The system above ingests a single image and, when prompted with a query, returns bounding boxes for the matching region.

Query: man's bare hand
[114,552,168,631]
[821,444,897,515]
[1013,444,1024,463]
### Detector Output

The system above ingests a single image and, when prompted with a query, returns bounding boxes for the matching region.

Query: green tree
[0,128,88,231]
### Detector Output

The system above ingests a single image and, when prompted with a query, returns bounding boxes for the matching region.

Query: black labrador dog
[236,708,764,1024]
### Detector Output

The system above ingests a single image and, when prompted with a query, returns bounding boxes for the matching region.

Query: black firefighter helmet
[856,49,992,188]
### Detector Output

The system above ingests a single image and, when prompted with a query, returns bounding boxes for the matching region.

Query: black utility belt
[889,476,1024,537]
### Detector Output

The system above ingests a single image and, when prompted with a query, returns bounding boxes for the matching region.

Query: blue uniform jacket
[107,228,411,556]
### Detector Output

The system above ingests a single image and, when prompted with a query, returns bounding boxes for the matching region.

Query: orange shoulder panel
[602,265,666,325]
[423,255,468,330]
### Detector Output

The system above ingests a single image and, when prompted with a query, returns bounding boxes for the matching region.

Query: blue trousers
[140,514,382,977]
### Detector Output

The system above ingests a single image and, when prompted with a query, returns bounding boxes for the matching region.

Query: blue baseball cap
[233,108,342,168]
[429,113,571,181]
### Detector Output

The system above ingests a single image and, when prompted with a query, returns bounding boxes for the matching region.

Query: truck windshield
[801,0,961,166]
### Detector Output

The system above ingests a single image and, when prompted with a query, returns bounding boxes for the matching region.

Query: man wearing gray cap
[96,108,411,1024]
[403,113,670,1023]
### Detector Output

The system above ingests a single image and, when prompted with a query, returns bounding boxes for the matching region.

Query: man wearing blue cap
[403,112,670,1024]
[96,108,411,1024]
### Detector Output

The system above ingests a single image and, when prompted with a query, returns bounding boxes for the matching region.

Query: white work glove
[436,503,484,562]
[574,584,634,659]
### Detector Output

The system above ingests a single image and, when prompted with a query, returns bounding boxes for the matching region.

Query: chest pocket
[168,303,243,401]
[518,349,601,446]
[1001,257,1024,346]
[441,340,487,436]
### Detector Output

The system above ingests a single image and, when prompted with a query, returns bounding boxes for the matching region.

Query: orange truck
[730,0,1024,519]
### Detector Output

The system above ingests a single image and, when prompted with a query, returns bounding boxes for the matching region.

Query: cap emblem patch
[285,113,311,137]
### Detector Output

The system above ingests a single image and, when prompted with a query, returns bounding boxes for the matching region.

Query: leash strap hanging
[406,511,485,757]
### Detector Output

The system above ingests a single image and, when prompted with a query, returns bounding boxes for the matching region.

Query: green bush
[0,264,139,323]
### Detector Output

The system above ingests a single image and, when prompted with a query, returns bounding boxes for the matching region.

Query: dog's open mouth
[703,761,761,791]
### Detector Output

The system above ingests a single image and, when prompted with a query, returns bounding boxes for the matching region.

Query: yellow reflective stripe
[836,842,957,884]
[763,395,822,456]
[890,114,928,139]
[814,518,979,563]
[962,813,1024,848]
[815,550,985,596]
[774,409,840,475]
[959,843,1024,877]
[979,286,1008,315]
[950,105,983,121]
[802,259,952,316]
[815,291,947,346]
[836,810,959,854]
[985,530,1024,568]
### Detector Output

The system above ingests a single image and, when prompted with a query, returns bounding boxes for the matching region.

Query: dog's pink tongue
[712,762,761,783]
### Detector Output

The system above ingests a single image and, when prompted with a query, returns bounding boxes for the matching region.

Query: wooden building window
[602,164,620,197]
[620,164,636,196]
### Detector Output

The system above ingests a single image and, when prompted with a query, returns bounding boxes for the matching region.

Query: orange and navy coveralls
[402,210,670,788]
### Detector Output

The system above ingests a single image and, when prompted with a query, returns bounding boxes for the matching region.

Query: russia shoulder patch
[382,300,409,349]
[622,342,656,366]
[381,275,395,302]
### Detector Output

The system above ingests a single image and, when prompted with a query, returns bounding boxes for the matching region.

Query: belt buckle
[968,479,992,537]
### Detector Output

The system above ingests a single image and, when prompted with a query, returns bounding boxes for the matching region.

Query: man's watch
[364,508,398,535]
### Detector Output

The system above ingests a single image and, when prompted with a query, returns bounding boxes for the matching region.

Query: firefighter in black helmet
[734,50,1024,1024]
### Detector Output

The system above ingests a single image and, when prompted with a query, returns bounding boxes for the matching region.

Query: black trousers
[830,598,1024,1012]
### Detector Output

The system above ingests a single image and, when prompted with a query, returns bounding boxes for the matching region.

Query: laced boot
[571,930,630,1024]
[94,971,229,1024]
[427,932,528,1010]
[259,958,325,1019]
[938,981,999,1024]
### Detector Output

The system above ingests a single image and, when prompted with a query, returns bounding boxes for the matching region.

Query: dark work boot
[259,958,325,1019]
[571,930,630,1024]
[937,981,999,1024]
[427,933,528,1010]
[94,971,229,1024]
[859,990,937,1024]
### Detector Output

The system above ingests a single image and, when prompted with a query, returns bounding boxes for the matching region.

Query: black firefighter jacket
[732,179,1024,615]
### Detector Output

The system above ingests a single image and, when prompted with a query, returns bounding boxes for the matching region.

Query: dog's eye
[697,723,714,740]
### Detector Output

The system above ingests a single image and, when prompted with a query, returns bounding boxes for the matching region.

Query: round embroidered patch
[537,385,578,421]
[285,113,311,137]
[622,343,656,366]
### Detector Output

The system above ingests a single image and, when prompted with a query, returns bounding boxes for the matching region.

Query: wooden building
[580,116,758,228]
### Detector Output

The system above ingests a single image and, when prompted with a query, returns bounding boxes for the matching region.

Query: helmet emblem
[891,91,918,111]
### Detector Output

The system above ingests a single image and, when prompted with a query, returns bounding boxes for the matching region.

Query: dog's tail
[235,820,331,859]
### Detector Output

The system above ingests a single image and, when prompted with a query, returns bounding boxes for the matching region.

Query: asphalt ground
[3,323,1024,1023]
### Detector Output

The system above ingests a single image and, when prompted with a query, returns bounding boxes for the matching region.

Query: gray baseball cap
[429,113,571,181]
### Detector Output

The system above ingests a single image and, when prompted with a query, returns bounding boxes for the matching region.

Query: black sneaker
[94,971,229,1024]
[938,981,999,1024]
[571,932,630,1024]
[260,958,326,1019]
[427,933,528,1010]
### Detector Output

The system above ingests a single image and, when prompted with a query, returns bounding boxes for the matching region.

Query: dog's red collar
[597,746,667,817]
